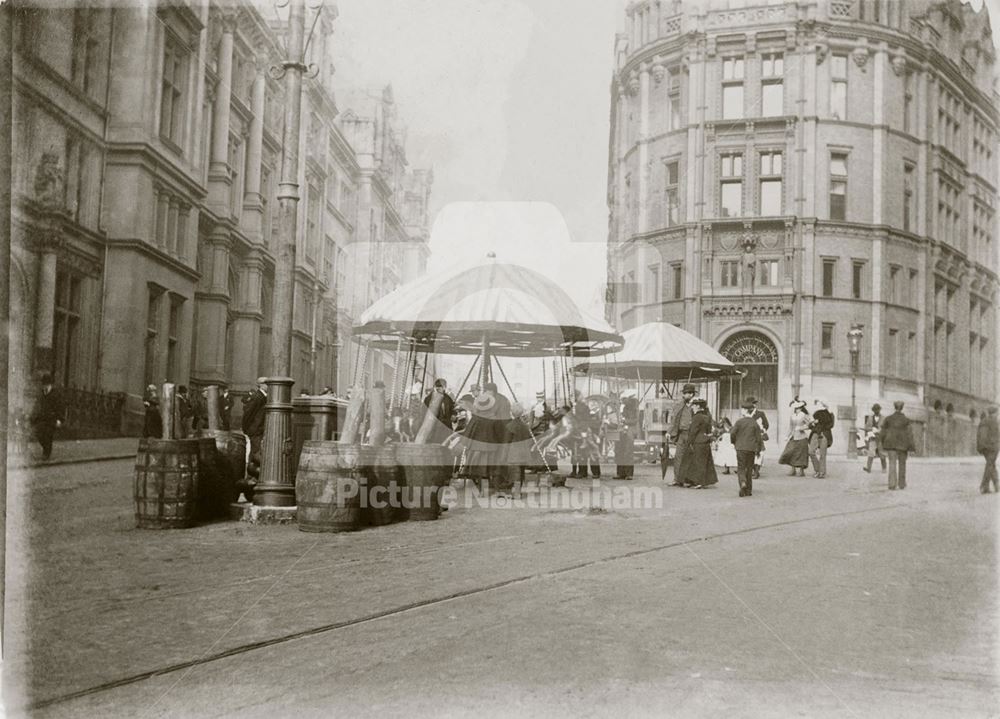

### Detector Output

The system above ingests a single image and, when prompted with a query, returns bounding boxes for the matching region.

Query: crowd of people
[23,369,1000,497]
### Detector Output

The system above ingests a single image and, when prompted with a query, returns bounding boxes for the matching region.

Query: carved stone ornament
[815,43,828,65]
[34,150,65,210]
[852,46,870,71]
[627,72,640,95]
[652,63,666,84]
[891,55,907,76]
[740,230,758,253]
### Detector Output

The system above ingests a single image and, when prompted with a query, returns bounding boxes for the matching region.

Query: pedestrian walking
[881,400,916,490]
[730,401,763,497]
[809,400,835,478]
[976,406,999,494]
[667,383,697,484]
[676,398,718,489]
[746,396,769,479]
[862,404,887,473]
[30,373,65,461]
[779,400,812,476]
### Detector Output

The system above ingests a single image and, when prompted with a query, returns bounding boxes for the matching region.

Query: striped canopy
[573,321,739,381]
[353,255,624,357]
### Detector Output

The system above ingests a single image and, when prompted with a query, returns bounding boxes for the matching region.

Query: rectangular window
[647,264,661,303]
[720,153,743,217]
[145,286,163,386]
[830,152,848,220]
[759,151,783,216]
[665,160,680,226]
[821,323,834,358]
[831,55,848,120]
[889,265,900,304]
[759,259,779,287]
[159,32,189,148]
[822,259,836,297]
[852,260,865,299]
[54,270,83,389]
[903,72,912,134]
[668,67,681,130]
[760,53,783,117]
[909,269,919,305]
[228,136,243,218]
[167,295,182,382]
[720,260,739,288]
[722,57,745,120]
[306,186,320,265]
[261,166,272,246]
[887,329,898,376]
[672,263,683,299]
[903,163,914,232]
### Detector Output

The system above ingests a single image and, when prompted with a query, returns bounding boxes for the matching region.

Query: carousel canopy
[353,254,624,357]
[573,321,739,382]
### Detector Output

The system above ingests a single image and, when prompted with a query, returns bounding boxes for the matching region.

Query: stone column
[192,228,231,384]
[230,250,265,392]
[208,14,235,212]
[242,58,267,242]
[637,63,650,234]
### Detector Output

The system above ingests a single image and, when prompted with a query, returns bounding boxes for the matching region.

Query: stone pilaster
[207,15,235,214]
[243,57,267,242]
[192,228,232,384]
[230,250,265,391]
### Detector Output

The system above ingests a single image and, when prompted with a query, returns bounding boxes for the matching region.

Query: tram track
[25,496,956,713]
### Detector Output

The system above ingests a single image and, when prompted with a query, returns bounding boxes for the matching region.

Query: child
[730,401,764,497]
[713,417,737,474]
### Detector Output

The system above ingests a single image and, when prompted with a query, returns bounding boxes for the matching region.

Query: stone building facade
[11,0,432,433]
[607,0,999,454]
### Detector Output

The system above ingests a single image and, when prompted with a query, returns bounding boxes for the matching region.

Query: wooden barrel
[396,443,451,521]
[295,442,372,533]
[196,429,247,510]
[134,438,207,529]
[368,445,402,526]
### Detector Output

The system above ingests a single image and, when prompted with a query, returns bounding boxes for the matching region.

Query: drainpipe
[96,7,115,402]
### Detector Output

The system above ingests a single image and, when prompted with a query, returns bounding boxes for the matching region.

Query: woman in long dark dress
[779,401,813,476]
[678,399,718,488]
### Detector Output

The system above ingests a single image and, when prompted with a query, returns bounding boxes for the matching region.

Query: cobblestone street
[5,454,996,717]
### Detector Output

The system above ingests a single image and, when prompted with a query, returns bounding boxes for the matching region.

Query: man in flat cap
[665,383,698,484]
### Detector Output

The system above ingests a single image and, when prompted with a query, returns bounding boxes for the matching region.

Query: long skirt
[713,437,738,469]
[679,443,718,487]
[778,438,810,468]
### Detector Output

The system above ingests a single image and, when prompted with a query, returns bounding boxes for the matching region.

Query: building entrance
[718,331,779,413]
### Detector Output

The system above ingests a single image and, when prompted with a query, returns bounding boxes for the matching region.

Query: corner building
[607,0,999,454]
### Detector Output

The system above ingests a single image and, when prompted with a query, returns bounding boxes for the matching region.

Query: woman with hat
[779,400,813,476]
[676,398,718,488]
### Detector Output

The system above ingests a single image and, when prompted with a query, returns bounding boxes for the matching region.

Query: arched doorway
[718,331,779,414]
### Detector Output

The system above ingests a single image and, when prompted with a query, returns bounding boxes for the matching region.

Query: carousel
[572,321,741,461]
[347,252,624,500]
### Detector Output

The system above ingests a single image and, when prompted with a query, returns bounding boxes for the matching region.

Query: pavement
[3,450,997,718]
[8,437,139,468]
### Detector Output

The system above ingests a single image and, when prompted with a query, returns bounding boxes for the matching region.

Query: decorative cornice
[703,303,792,318]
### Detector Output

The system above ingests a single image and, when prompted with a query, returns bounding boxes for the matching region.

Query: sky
[330,0,623,318]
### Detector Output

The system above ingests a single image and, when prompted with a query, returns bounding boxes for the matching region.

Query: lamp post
[846,324,864,459]
[255,0,309,507]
